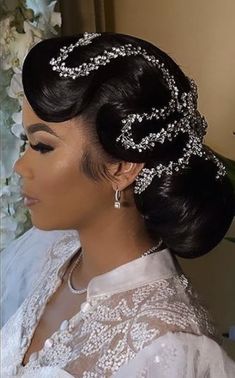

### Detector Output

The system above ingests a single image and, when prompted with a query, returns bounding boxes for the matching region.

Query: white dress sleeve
[0,226,74,327]
[17,366,74,378]
[113,331,235,378]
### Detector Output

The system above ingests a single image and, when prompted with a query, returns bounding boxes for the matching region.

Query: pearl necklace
[67,240,163,294]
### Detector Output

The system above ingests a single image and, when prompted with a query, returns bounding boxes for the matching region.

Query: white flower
[0,174,21,249]
[0,170,31,251]
[0,124,22,180]
[26,0,54,16]
[11,23,41,69]
[26,0,61,35]
[0,16,17,70]
[7,73,24,106]
[12,110,22,125]
[11,110,24,140]
[0,18,44,72]
[0,20,29,71]
[0,0,60,250]
[26,0,61,26]
[11,109,23,126]
[23,19,44,41]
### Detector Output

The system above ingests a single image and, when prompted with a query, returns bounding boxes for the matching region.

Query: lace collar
[55,231,180,300]
[86,248,178,299]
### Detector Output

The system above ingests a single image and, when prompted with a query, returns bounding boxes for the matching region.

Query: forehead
[22,96,85,142]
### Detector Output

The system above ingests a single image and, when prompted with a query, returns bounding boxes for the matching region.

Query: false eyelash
[20,132,28,141]
[19,132,54,154]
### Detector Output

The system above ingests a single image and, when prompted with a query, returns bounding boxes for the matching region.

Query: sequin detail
[2,232,220,377]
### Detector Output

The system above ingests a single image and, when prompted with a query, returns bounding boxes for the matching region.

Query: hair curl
[22,32,235,258]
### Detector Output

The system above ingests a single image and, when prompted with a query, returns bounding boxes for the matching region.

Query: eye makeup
[20,132,54,154]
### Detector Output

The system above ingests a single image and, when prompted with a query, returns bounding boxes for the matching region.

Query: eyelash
[20,133,54,154]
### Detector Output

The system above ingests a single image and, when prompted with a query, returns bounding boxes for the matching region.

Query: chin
[29,211,80,231]
[30,220,76,232]
[30,218,63,231]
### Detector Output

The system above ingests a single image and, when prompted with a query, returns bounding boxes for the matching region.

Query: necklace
[67,239,163,294]
[67,247,86,294]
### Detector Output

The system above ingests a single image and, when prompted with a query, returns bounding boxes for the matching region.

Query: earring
[114,188,121,208]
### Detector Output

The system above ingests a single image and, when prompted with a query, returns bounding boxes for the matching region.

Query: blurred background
[58,0,235,358]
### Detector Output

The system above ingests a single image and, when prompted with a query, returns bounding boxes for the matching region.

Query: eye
[20,133,54,154]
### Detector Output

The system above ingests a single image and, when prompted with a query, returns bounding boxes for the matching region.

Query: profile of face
[13,97,115,231]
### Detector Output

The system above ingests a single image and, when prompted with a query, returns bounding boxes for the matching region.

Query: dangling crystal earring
[114,188,121,208]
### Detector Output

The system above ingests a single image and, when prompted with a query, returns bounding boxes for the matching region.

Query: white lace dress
[1,226,71,327]
[1,230,235,377]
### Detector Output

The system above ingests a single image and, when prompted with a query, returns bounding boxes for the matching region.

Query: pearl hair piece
[49,32,227,194]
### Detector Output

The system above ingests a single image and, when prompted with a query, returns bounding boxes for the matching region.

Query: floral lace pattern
[113,331,235,378]
[1,231,221,377]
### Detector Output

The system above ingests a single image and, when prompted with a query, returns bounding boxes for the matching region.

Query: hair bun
[136,156,234,258]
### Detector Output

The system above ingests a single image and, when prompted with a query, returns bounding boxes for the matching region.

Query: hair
[22,32,235,259]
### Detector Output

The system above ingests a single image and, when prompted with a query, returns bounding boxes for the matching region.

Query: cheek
[40,155,82,199]
[30,150,110,229]
[38,152,103,213]
[30,155,87,228]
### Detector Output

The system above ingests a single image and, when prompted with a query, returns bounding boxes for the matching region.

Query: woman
[2,32,235,377]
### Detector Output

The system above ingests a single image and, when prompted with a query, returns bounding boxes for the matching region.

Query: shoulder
[133,273,219,341]
[113,331,235,378]
[1,227,78,327]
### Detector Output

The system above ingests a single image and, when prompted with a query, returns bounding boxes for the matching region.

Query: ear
[108,161,145,191]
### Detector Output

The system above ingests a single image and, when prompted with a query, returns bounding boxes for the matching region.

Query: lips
[21,191,39,201]
[21,192,40,207]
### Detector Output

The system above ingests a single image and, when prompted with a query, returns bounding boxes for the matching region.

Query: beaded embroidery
[1,232,220,377]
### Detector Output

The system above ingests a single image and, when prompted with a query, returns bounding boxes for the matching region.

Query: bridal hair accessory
[49,32,101,78]
[68,241,163,294]
[49,32,226,194]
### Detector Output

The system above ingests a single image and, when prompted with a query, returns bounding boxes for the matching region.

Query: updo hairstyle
[22,32,235,258]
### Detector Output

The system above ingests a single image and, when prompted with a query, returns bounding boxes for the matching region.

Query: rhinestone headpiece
[49,33,227,194]
[49,32,101,78]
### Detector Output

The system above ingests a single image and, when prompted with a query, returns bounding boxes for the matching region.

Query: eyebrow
[25,123,62,139]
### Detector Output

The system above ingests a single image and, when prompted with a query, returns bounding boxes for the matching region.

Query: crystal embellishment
[80,301,92,313]
[60,320,69,331]
[28,352,38,362]
[49,32,101,79]
[49,34,227,194]
[44,338,54,349]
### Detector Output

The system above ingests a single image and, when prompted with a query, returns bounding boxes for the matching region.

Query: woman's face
[13,97,113,230]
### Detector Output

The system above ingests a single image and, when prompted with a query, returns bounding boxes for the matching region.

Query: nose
[13,153,33,179]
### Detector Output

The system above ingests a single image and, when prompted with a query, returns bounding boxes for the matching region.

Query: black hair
[22,32,235,258]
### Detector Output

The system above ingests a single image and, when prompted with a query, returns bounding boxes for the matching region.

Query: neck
[70,205,160,288]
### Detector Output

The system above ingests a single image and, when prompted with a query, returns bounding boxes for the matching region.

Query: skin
[14,96,157,289]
